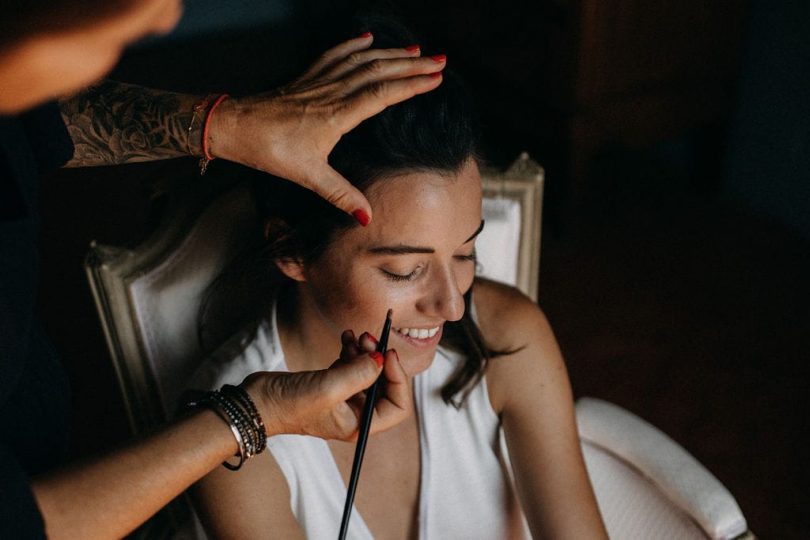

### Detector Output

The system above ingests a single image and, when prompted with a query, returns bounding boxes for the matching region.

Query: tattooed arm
[59,80,203,167]
[57,34,445,218]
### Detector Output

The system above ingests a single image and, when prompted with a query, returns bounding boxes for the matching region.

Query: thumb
[320,352,382,403]
[309,164,373,226]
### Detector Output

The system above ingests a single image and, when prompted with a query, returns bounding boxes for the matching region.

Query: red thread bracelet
[202,93,230,161]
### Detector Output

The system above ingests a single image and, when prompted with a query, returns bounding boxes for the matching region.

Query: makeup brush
[338,308,393,540]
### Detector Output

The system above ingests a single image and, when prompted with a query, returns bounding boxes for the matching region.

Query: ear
[275,258,307,282]
[264,217,307,282]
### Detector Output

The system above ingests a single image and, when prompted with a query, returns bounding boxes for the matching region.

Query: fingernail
[391,349,399,362]
[429,71,443,79]
[360,31,372,38]
[405,44,420,53]
[352,209,371,226]
[363,332,379,345]
[370,351,384,367]
[430,54,447,63]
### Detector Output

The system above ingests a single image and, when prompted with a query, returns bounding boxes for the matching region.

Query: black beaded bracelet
[222,384,268,453]
[187,385,268,471]
[210,391,255,465]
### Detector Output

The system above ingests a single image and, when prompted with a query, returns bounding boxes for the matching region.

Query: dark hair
[0,0,140,51]
[200,18,511,405]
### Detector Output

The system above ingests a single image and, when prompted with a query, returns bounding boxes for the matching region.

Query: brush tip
[386,308,393,319]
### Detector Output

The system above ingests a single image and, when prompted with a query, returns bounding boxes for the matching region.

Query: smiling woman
[189,18,608,540]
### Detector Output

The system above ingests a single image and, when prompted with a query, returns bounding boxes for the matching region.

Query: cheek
[33,41,121,98]
[1,39,120,112]
[306,262,384,328]
[458,262,476,295]
[152,0,184,34]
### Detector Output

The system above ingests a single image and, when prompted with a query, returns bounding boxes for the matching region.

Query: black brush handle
[338,311,392,540]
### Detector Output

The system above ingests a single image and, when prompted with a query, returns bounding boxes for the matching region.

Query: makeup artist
[0,1,443,537]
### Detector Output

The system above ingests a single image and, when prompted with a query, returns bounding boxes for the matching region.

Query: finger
[339,340,361,364]
[369,349,411,434]
[320,45,421,83]
[341,329,356,347]
[345,388,368,416]
[306,164,373,225]
[320,352,381,405]
[297,33,375,83]
[337,72,444,133]
[358,331,379,353]
[330,401,364,441]
[338,329,361,363]
[337,55,446,98]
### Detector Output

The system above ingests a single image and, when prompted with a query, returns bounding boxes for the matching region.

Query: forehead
[359,159,483,247]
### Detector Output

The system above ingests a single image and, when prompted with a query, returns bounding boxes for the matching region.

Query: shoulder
[472,278,567,413]
[472,277,556,353]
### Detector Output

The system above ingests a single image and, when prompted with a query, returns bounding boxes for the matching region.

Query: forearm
[59,80,203,167]
[31,409,236,540]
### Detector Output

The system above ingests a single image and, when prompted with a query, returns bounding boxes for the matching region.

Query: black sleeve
[0,444,46,539]
[20,102,74,173]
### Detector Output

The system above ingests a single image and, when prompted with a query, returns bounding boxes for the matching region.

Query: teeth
[394,326,441,340]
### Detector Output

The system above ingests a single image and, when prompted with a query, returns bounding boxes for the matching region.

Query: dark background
[39,0,809,537]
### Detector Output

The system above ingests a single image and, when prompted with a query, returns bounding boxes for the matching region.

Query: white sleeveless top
[191,306,530,539]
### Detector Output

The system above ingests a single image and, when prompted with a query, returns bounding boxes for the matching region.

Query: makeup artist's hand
[241,330,410,441]
[207,33,446,225]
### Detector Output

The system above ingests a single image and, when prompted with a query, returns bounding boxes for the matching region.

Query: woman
[190,25,607,539]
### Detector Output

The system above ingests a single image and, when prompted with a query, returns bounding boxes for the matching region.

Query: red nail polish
[364,332,379,345]
[405,44,420,52]
[352,209,371,226]
[370,351,384,367]
[430,54,447,63]
[429,71,443,79]
[360,31,372,38]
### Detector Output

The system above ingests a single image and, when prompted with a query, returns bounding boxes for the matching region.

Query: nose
[418,265,465,322]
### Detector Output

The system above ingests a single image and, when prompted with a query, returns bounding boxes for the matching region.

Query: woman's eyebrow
[367,220,485,255]
[464,219,486,243]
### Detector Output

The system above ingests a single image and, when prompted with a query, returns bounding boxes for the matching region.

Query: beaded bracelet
[210,391,256,465]
[187,384,267,471]
[222,384,268,454]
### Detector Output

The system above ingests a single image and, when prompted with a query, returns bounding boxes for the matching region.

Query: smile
[393,326,441,340]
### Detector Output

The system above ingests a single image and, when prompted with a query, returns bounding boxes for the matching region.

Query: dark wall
[724,0,810,240]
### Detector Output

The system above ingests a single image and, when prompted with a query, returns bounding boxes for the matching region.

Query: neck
[276,285,342,372]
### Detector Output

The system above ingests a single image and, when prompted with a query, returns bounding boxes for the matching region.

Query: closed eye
[380,266,422,282]
[455,249,476,262]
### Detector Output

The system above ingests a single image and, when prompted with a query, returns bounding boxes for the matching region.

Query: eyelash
[383,269,419,282]
[381,252,476,282]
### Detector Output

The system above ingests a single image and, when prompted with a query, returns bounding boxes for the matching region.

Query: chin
[397,347,439,377]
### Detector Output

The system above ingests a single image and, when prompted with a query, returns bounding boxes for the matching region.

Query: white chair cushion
[577,398,748,539]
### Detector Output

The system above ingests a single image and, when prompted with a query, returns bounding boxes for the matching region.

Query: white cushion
[577,398,748,539]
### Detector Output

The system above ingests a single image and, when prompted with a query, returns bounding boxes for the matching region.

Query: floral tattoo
[59,80,202,167]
